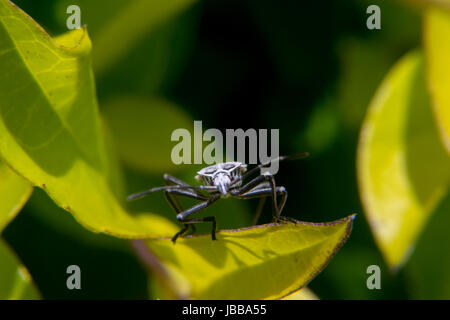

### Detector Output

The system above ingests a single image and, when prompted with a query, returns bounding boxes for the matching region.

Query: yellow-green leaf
[0,161,32,231]
[0,0,177,238]
[102,96,193,173]
[357,51,450,268]
[0,239,40,299]
[281,287,319,300]
[424,7,450,155]
[145,215,355,299]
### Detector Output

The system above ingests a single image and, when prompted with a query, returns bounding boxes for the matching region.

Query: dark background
[4,0,443,299]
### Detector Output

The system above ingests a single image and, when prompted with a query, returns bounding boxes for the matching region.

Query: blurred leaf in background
[0,161,37,300]
[424,6,450,154]
[357,51,450,268]
[102,96,194,174]
[3,189,150,299]
[0,240,40,299]
[0,161,32,231]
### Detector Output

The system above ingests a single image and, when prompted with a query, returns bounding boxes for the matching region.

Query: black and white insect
[127,153,309,243]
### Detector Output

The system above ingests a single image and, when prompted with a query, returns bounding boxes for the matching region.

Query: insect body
[195,162,247,196]
[127,153,309,243]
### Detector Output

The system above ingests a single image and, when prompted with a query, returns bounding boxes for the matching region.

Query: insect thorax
[195,162,247,190]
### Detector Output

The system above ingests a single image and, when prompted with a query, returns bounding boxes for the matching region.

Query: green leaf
[0,239,40,299]
[26,188,132,253]
[145,215,355,299]
[281,287,318,300]
[0,0,177,238]
[424,7,450,155]
[357,51,450,268]
[102,96,194,173]
[0,161,32,231]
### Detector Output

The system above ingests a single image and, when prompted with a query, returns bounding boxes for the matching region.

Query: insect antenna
[127,185,218,201]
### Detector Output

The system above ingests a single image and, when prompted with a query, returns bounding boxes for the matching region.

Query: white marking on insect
[195,162,247,197]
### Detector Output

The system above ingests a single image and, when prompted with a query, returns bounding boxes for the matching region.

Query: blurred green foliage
[0,0,449,299]
[358,51,450,268]
[0,239,40,299]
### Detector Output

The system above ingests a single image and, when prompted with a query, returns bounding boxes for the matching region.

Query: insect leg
[232,174,266,195]
[164,191,182,213]
[164,174,196,215]
[164,174,206,198]
[171,224,190,243]
[164,189,207,212]
[165,189,207,237]
[233,174,280,218]
[172,216,217,243]
[172,195,220,243]
[252,196,267,225]
[247,181,271,225]
[237,186,293,222]
[163,174,210,235]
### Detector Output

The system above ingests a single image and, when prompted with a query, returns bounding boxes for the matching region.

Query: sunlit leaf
[145,215,355,299]
[357,51,450,268]
[0,161,32,231]
[0,239,40,299]
[281,287,318,300]
[102,96,193,173]
[25,188,132,252]
[0,0,178,238]
[424,7,450,154]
